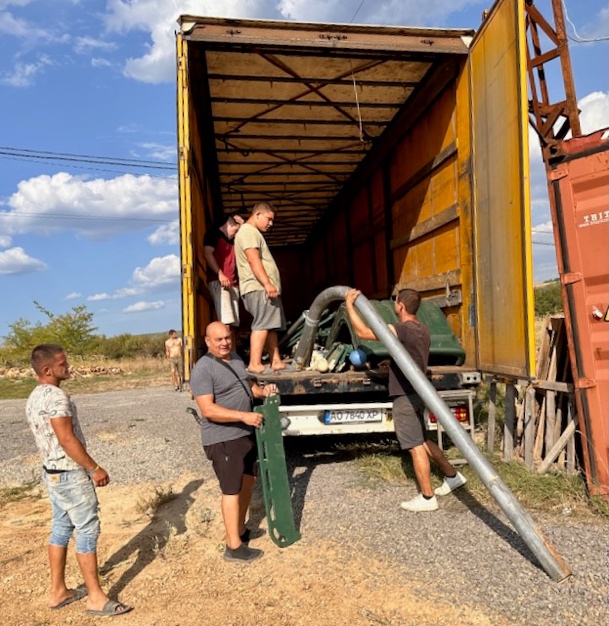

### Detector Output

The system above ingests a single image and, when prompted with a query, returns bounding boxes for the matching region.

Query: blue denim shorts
[43,469,100,553]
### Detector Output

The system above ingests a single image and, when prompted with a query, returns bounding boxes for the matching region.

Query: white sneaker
[399,494,438,512]
[434,471,467,496]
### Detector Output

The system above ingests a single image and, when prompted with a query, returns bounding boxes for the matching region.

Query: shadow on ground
[101,478,204,597]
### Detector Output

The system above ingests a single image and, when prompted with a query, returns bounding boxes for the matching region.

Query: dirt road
[0,387,606,625]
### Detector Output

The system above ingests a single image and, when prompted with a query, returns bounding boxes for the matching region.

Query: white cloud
[0,9,70,42]
[88,286,143,302]
[86,255,178,304]
[148,220,179,245]
[91,57,113,68]
[65,292,81,300]
[0,54,53,87]
[0,1,34,9]
[532,221,553,235]
[132,254,180,287]
[88,293,111,301]
[278,0,481,25]
[136,142,176,162]
[103,0,277,83]
[0,234,12,247]
[3,172,177,239]
[115,286,144,298]
[123,300,165,313]
[0,246,46,275]
[74,36,117,54]
[576,6,609,41]
[0,9,36,37]
[578,91,609,135]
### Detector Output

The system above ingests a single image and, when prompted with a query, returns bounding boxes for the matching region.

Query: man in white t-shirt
[234,202,286,374]
[26,344,132,617]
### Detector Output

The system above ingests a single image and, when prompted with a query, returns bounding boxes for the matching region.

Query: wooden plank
[515,391,524,459]
[537,419,577,474]
[533,380,573,393]
[394,269,461,294]
[545,389,557,454]
[390,143,458,204]
[545,336,558,453]
[535,316,552,379]
[487,381,497,453]
[524,386,535,468]
[504,383,516,462]
[554,403,565,470]
[533,394,546,462]
[390,203,459,249]
[566,400,576,474]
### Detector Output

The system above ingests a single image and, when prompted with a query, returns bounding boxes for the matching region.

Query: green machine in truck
[175,0,537,439]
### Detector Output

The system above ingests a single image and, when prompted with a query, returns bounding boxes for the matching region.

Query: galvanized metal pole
[296,286,572,581]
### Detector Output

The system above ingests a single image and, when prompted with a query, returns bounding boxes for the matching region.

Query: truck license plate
[323,409,383,424]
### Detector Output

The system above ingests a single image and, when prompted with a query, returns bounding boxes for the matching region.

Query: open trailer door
[469,0,536,379]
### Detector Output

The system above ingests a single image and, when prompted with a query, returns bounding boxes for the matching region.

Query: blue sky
[0,0,607,339]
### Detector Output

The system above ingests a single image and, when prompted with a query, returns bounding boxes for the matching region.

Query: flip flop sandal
[50,586,88,610]
[86,599,133,617]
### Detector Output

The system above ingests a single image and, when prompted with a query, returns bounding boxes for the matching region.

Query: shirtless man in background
[165,329,183,391]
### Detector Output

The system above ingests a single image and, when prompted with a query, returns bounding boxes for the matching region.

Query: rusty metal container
[547,129,609,495]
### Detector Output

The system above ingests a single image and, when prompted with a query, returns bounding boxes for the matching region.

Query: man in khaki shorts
[165,329,183,391]
[234,202,286,374]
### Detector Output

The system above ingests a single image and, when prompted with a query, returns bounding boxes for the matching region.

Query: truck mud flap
[255,395,301,548]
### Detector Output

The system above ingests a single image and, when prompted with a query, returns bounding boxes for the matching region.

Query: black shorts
[392,394,426,450]
[203,436,258,495]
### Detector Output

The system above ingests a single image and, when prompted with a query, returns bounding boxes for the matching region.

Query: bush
[534,280,563,317]
[91,333,165,360]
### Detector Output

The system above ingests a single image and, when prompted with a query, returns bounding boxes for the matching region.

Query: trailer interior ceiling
[178,17,473,247]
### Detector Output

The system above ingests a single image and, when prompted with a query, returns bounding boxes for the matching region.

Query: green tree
[0,302,98,366]
[33,301,97,355]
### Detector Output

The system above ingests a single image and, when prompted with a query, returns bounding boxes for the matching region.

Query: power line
[0,211,172,223]
[0,155,176,180]
[0,146,177,171]
[562,0,609,43]
[350,0,367,23]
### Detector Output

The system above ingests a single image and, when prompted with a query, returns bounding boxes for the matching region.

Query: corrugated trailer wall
[304,59,477,367]
[390,70,469,344]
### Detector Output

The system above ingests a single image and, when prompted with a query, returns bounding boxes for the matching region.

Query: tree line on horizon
[0,283,564,367]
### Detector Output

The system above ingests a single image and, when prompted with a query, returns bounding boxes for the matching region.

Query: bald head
[205,321,232,359]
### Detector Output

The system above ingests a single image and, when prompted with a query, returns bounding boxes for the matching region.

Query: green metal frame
[255,395,301,548]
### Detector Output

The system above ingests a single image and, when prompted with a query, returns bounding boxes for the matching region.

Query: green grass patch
[351,441,605,520]
[0,377,38,400]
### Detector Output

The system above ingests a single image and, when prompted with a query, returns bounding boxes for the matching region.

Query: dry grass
[135,485,177,516]
[0,356,172,399]
[0,478,42,510]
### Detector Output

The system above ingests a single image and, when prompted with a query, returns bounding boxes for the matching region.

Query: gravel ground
[1,387,607,626]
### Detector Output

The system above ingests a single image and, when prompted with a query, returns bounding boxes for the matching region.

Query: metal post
[297,286,572,581]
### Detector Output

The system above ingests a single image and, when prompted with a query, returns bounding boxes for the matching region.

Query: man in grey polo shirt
[190,321,278,562]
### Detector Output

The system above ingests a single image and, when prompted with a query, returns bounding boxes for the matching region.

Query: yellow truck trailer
[175,0,536,436]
